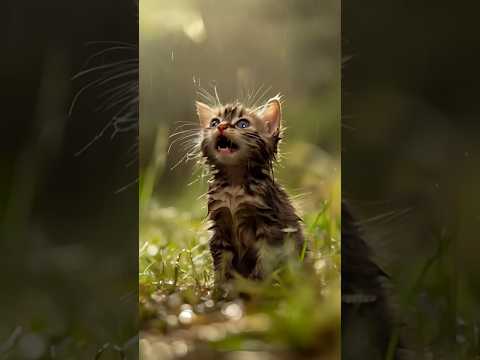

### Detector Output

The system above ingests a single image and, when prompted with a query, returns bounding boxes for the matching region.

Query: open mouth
[216,135,239,154]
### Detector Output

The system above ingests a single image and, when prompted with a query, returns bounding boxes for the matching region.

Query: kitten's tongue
[218,147,233,154]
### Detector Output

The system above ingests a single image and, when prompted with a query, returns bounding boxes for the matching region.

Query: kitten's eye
[210,118,221,128]
[235,119,250,129]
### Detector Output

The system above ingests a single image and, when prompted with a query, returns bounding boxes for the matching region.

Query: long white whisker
[86,40,136,47]
[81,46,136,70]
[172,124,199,132]
[169,129,199,139]
[213,86,221,106]
[196,85,217,105]
[167,134,199,154]
[72,59,137,80]
[248,84,264,108]
[252,85,272,109]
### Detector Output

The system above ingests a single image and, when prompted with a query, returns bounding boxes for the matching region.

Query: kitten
[195,97,305,286]
[342,201,404,360]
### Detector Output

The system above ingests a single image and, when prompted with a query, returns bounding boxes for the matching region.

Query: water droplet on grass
[314,259,327,272]
[222,302,243,321]
[178,308,195,325]
[147,244,159,256]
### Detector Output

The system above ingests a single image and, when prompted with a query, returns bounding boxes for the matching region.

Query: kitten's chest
[208,185,266,250]
[209,185,264,214]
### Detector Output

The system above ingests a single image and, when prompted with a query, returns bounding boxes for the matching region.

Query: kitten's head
[196,97,282,169]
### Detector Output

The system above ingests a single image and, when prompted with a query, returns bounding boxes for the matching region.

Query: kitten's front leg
[250,226,298,280]
[250,240,279,280]
[210,234,234,287]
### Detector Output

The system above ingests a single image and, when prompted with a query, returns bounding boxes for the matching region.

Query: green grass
[139,183,341,359]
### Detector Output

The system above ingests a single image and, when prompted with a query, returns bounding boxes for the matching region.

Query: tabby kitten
[195,97,305,286]
[342,202,402,360]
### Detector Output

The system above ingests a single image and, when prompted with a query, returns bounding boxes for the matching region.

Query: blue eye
[210,118,220,128]
[235,119,250,129]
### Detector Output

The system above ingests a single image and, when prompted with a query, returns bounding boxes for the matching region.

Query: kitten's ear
[195,101,215,127]
[259,97,282,136]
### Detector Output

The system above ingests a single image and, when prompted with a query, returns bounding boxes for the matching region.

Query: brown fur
[342,201,402,359]
[196,98,304,285]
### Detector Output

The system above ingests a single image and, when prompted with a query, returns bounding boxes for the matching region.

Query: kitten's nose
[217,122,229,133]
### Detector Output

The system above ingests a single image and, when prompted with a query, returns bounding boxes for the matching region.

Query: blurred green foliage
[139,189,340,359]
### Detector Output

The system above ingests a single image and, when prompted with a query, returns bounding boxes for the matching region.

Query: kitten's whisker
[247,84,264,108]
[197,91,216,105]
[97,92,136,112]
[244,88,253,107]
[111,97,138,120]
[172,124,199,133]
[95,68,138,88]
[253,86,272,111]
[179,146,198,158]
[167,134,199,154]
[86,40,136,47]
[357,207,414,226]
[195,82,213,97]
[75,119,114,156]
[72,59,137,80]
[186,152,201,162]
[167,137,196,154]
[290,192,311,200]
[99,79,137,98]
[180,139,199,150]
[69,75,110,116]
[251,84,266,106]
[188,177,200,187]
[253,85,272,108]
[172,122,198,128]
[98,86,137,110]
[174,133,199,143]
[169,129,199,138]
[175,143,198,154]
[169,140,199,156]
[171,149,198,170]
[213,86,221,106]
[170,157,186,170]
[197,191,208,201]
[174,120,198,124]
[80,46,136,70]
[70,67,138,116]
[196,84,217,105]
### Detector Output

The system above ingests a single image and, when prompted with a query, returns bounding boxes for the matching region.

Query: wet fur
[342,201,403,359]
[197,100,304,284]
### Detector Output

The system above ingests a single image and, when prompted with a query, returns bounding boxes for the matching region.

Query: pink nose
[218,123,229,133]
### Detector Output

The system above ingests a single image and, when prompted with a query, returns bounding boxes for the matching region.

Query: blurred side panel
[343,0,480,358]
[0,0,138,358]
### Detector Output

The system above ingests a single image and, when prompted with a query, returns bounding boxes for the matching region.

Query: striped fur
[196,99,304,285]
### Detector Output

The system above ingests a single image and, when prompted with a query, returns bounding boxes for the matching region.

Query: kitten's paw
[248,265,265,281]
[212,280,235,300]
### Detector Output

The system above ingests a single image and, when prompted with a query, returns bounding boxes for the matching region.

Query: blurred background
[140,0,340,211]
[343,1,480,357]
[1,0,138,358]
[139,0,340,359]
